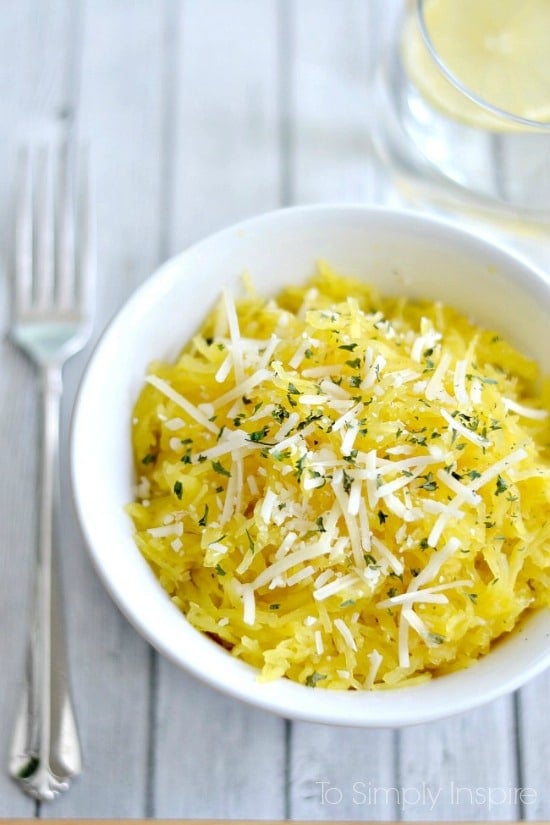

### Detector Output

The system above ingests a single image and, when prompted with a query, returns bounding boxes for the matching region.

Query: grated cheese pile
[128,264,550,690]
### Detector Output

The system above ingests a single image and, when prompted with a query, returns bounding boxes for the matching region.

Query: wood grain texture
[0,0,548,818]
[152,665,286,819]
[168,0,282,247]
[399,699,520,822]
[287,0,378,205]
[517,672,550,821]
[289,725,398,821]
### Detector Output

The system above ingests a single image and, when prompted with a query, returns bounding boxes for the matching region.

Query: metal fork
[8,145,94,801]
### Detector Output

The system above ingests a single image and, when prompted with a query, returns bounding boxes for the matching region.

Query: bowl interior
[71,205,550,726]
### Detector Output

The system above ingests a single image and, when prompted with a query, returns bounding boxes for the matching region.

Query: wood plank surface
[517,671,550,821]
[399,699,520,822]
[0,0,548,819]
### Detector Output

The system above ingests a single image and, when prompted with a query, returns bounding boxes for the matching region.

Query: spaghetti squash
[128,265,550,689]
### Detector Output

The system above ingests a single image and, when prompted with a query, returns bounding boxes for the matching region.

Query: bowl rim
[71,202,550,727]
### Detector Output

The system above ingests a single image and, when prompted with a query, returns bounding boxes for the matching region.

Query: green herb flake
[495,475,508,496]
[173,480,183,500]
[428,633,445,645]
[269,603,280,610]
[272,404,289,424]
[340,599,356,608]
[467,593,478,603]
[305,671,327,688]
[295,454,307,480]
[246,528,255,553]
[345,357,362,370]
[342,469,353,494]
[247,425,270,443]
[198,504,209,527]
[378,510,388,525]
[142,453,156,465]
[339,343,358,352]
[288,382,300,395]
[212,460,231,477]
[215,564,226,576]
[364,555,379,571]
[344,449,358,464]
[420,472,438,492]
[316,516,326,533]
[272,448,291,462]
[16,756,39,780]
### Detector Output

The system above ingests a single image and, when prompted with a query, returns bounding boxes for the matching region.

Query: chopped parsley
[420,472,438,492]
[247,425,270,443]
[342,469,353,494]
[305,671,327,688]
[212,460,231,477]
[272,404,289,423]
[173,480,183,500]
[364,553,380,569]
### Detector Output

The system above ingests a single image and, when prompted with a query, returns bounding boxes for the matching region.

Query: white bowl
[71,205,550,726]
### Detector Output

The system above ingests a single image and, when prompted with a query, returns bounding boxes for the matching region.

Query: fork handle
[9,364,82,801]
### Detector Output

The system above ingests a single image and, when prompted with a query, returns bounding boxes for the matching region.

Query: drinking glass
[372,0,550,222]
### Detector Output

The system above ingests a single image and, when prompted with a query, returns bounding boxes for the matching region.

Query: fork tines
[15,144,94,322]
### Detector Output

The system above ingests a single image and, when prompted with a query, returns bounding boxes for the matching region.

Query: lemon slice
[402,0,550,131]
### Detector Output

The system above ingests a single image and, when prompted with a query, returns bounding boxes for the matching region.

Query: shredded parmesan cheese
[130,265,550,691]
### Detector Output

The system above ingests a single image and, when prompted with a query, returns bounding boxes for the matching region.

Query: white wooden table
[0,1,548,819]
